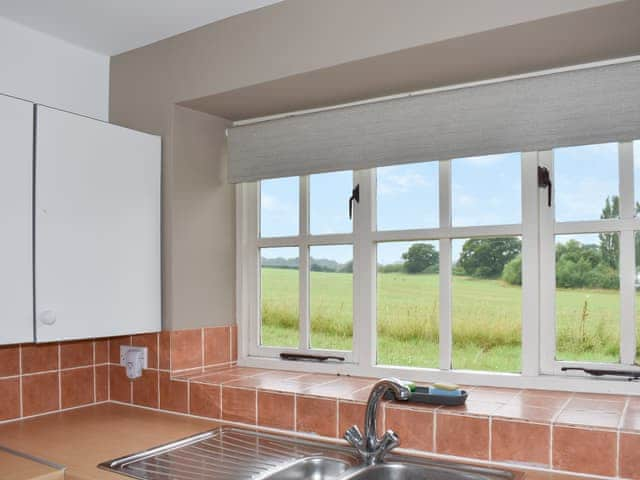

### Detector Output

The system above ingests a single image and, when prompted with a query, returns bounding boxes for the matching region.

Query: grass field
[260,267,625,372]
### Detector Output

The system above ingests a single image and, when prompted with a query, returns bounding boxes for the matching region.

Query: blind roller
[227,60,640,183]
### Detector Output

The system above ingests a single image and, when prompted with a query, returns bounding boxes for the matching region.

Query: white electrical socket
[120,345,148,369]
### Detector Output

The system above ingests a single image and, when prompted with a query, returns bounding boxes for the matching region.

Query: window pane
[260,247,299,348]
[309,245,353,350]
[377,162,438,230]
[452,237,522,372]
[554,143,618,222]
[310,171,353,234]
[555,234,620,362]
[260,177,299,237]
[452,153,521,226]
[376,241,439,367]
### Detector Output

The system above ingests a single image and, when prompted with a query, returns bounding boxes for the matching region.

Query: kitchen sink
[342,462,499,480]
[99,427,518,480]
[266,457,351,480]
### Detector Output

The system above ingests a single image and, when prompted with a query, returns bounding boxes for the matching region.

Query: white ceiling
[0,0,283,55]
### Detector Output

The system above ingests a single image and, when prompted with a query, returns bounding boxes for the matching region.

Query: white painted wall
[0,17,109,120]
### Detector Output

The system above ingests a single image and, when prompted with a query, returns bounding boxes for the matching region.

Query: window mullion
[439,160,452,370]
[521,152,540,376]
[538,150,556,374]
[299,176,310,352]
[354,169,374,368]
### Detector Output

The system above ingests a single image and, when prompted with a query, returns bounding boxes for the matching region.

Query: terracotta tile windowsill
[173,366,636,431]
[166,365,640,477]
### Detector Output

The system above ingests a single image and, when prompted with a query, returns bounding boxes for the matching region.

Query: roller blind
[227,60,640,183]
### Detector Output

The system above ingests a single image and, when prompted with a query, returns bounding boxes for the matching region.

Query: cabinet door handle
[38,310,56,325]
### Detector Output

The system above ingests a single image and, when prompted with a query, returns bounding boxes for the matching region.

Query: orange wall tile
[159,372,188,413]
[60,340,93,369]
[190,382,221,419]
[22,372,59,417]
[492,419,550,467]
[258,391,294,430]
[620,432,640,480]
[22,344,58,374]
[385,405,434,452]
[436,413,489,460]
[296,395,337,438]
[552,425,617,476]
[222,386,256,424]
[61,367,94,409]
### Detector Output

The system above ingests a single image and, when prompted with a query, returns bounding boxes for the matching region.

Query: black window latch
[348,184,360,220]
[538,166,552,207]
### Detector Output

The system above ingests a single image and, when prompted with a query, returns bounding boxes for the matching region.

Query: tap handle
[380,430,400,450]
[344,425,364,448]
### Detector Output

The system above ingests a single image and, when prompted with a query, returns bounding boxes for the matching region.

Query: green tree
[599,196,619,269]
[339,260,353,273]
[598,195,640,267]
[555,239,618,289]
[502,255,522,285]
[457,238,521,278]
[402,243,439,273]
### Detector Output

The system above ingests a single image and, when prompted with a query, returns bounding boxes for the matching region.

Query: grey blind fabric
[227,60,640,183]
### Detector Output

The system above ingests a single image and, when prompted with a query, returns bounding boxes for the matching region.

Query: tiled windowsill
[167,365,640,478]
[173,365,638,431]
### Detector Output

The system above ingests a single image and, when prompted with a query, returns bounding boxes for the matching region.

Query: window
[238,141,640,393]
[252,173,355,358]
[539,142,638,374]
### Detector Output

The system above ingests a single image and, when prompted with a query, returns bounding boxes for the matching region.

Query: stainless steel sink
[266,457,351,480]
[342,462,503,480]
[99,427,518,480]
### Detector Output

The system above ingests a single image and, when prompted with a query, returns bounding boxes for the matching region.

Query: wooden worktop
[0,449,63,480]
[0,404,217,480]
[0,403,592,480]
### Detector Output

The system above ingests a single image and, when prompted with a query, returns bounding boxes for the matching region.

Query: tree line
[378,196,633,290]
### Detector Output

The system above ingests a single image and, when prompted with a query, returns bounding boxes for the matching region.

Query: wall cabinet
[0,98,161,344]
[35,105,161,342]
[0,95,35,344]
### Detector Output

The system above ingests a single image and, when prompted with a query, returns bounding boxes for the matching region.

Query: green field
[260,267,626,372]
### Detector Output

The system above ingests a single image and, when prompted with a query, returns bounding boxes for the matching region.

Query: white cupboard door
[0,95,34,345]
[35,105,161,342]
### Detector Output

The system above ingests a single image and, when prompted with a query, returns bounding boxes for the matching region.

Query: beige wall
[164,106,233,330]
[108,0,636,330]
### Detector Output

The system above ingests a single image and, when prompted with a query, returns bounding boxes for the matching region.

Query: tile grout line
[293,393,298,432]
[57,343,61,410]
[616,398,629,478]
[156,334,160,408]
[334,398,339,438]
[549,415,554,469]
[200,328,205,371]
[18,344,23,418]
[219,383,223,421]
[107,340,111,402]
[433,409,437,453]
[187,380,191,414]
[488,416,492,461]
[92,340,96,404]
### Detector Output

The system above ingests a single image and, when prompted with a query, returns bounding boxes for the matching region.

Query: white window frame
[236,147,640,395]
[539,142,640,375]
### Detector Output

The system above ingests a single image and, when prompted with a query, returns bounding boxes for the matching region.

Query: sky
[260,141,639,265]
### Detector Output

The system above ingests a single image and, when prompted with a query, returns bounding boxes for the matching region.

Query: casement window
[539,141,640,375]
[232,59,640,393]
